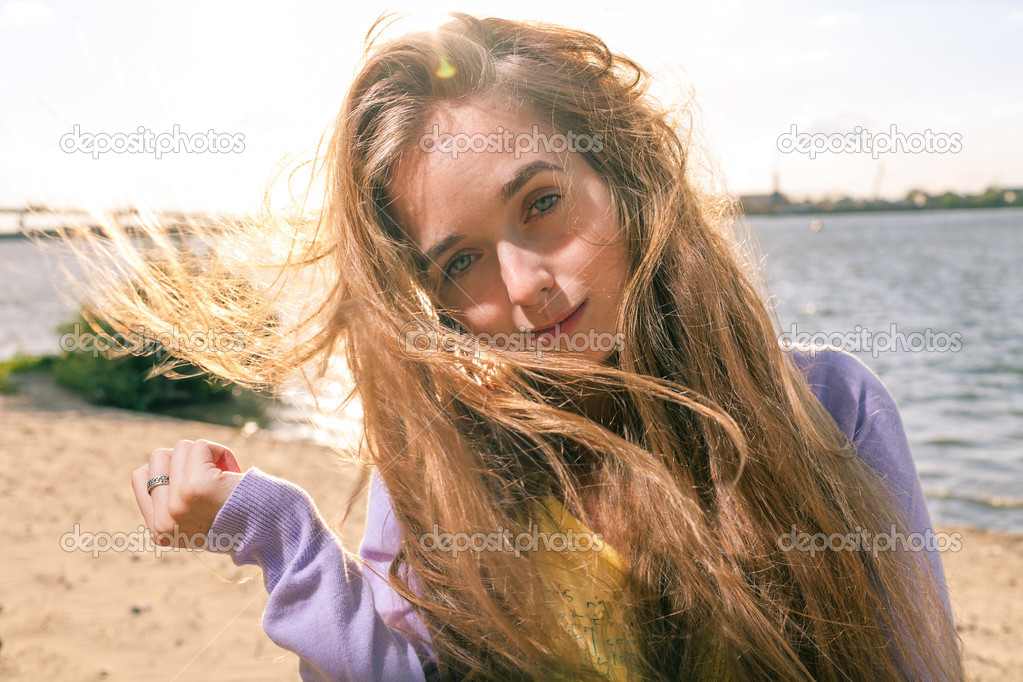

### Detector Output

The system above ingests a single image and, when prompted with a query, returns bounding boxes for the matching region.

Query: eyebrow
[423,232,467,268]
[500,160,563,203]
[421,160,565,268]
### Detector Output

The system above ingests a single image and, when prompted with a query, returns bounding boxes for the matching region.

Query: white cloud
[813,12,863,29]
[0,0,53,29]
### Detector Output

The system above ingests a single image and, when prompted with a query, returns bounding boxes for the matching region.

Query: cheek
[454,302,510,337]
[570,197,627,285]
[580,238,629,289]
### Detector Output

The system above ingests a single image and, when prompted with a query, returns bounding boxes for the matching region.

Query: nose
[496,241,554,308]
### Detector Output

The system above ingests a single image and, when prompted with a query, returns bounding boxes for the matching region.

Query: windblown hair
[62,13,963,680]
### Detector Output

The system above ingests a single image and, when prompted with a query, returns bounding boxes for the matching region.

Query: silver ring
[147,475,170,495]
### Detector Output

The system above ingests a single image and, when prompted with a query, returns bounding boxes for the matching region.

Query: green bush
[53,308,233,411]
[0,353,56,394]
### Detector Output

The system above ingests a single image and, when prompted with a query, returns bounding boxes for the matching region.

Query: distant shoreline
[0,223,214,240]
[741,203,1023,217]
[3,204,1023,238]
[738,190,1022,216]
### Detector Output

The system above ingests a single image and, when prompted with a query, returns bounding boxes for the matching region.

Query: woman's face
[388,100,630,364]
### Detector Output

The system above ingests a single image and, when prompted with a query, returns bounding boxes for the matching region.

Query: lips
[532,300,587,340]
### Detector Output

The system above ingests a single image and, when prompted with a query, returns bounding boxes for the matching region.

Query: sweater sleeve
[356,471,437,670]
[205,466,434,681]
[789,347,957,677]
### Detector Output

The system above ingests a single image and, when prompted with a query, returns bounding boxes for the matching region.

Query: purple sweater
[206,348,955,680]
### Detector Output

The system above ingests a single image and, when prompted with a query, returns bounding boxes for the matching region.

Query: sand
[0,370,1020,681]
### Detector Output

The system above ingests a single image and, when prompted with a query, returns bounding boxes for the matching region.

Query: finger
[213,442,242,473]
[188,438,240,476]
[148,443,182,543]
[169,439,190,514]
[130,462,154,529]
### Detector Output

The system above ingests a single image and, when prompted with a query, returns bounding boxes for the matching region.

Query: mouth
[532,300,587,341]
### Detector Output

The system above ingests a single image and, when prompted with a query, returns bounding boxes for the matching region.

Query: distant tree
[938,192,963,209]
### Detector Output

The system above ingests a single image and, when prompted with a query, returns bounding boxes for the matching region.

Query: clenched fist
[131,439,244,548]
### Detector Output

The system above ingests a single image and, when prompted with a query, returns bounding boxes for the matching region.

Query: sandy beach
[1,370,1020,681]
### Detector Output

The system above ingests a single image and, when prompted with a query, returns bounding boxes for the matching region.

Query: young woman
[117,14,963,681]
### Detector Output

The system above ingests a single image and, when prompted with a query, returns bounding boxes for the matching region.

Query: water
[2,208,1021,532]
[0,238,85,359]
[745,208,1023,534]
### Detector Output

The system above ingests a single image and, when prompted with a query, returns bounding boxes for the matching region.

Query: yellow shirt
[533,494,641,679]
[533,496,732,680]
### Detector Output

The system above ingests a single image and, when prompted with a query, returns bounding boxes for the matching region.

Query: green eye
[445,253,474,278]
[531,193,559,213]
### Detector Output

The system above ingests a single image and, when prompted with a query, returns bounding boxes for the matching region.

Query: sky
[1,0,1021,216]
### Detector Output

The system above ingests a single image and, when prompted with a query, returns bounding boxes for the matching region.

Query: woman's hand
[130,439,244,548]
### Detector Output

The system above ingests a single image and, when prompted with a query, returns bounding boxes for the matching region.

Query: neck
[577,388,619,428]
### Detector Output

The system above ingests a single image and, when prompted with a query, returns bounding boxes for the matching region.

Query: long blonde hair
[63,13,963,680]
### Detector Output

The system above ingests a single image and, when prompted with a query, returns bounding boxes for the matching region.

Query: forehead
[386,101,567,249]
